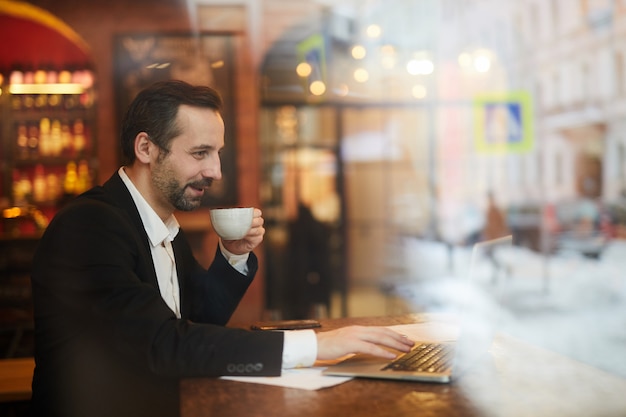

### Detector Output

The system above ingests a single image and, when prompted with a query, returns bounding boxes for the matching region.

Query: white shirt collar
[118,167,180,247]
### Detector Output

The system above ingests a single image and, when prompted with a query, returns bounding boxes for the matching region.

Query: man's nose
[201,155,222,180]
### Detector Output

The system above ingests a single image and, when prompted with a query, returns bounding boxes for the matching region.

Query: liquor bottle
[46,63,62,107]
[58,69,72,84]
[38,118,51,157]
[81,68,94,89]
[27,124,39,158]
[23,66,34,84]
[12,170,32,206]
[78,67,95,108]
[34,67,48,109]
[46,66,58,84]
[64,94,78,110]
[50,119,63,157]
[64,161,78,195]
[61,122,72,156]
[16,123,29,159]
[76,160,92,194]
[73,119,86,155]
[33,164,47,204]
[34,68,47,84]
[9,66,24,110]
[46,172,61,203]
[9,68,23,84]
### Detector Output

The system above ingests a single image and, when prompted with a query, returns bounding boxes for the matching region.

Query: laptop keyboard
[382,342,454,373]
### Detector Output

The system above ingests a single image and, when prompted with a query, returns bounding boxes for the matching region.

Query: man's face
[151,105,224,212]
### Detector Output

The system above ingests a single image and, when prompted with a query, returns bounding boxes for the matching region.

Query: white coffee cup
[209,207,254,240]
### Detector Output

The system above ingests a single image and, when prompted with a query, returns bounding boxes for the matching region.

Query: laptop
[322,235,513,383]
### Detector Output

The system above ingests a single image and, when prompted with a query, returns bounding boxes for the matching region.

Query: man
[481,191,511,282]
[30,80,413,417]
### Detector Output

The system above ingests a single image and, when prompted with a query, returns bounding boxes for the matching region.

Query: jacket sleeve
[32,198,284,378]
[174,230,258,326]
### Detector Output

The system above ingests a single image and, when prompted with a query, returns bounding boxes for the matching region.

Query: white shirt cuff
[282,329,317,369]
[218,239,250,275]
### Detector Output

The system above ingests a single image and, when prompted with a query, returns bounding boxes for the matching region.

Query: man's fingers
[358,327,414,352]
[316,326,415,361]
[350,326,413,344]
[352,341,398,359]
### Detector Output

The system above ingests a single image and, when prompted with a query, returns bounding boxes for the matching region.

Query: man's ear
[134,132,154,164]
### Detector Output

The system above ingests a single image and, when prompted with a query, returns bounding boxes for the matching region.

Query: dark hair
[120,79,223,164]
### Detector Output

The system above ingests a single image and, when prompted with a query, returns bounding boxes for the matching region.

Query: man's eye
[192,151,208,158]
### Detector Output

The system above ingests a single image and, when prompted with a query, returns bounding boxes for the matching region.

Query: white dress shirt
[118,167,316,368]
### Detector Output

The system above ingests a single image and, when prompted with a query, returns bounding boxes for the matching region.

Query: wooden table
[181,314,626,417]
[0,357,34,403]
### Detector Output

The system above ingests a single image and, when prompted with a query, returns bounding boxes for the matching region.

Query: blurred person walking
[481,191,511,282]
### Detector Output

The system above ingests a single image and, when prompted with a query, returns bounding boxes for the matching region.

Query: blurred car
[551,198,607,259]
[507,203,543,252]
[507,199,609,258]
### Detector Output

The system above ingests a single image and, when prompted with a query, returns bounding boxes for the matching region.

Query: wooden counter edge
[0,357,35,403]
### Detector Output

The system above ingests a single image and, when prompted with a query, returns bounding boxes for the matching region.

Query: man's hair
[120,79,223,164]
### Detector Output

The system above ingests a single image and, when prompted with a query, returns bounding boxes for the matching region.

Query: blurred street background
[341,238,626,379]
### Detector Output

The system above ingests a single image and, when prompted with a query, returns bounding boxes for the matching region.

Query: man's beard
[153,162,213,211]
[170,178,213,211]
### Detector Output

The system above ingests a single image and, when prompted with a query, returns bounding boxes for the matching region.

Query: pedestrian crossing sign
[473,91,534,153]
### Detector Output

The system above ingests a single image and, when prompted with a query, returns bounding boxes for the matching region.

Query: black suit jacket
[30,172,284,417]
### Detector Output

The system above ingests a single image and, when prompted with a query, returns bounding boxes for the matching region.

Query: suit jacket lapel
[102,172,159,287]
[171,235,188,315]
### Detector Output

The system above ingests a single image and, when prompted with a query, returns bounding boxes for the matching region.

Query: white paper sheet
[221,366,352,390]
